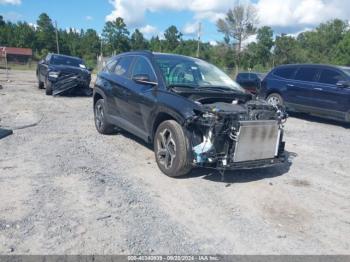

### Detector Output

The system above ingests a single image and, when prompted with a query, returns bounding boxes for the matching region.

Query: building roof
[0,47,33,56]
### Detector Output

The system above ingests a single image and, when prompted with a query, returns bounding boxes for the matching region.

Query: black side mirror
[336,80,350,88]
[88,67,94,72]
[132,74,157,86]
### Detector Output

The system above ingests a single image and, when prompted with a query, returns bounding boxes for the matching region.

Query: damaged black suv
[93,51,288,177]
[37,54,92,96]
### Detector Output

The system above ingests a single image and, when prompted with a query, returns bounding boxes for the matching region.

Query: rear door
[110,56,135,123]
[313,68,350,116]
[287,66,319,107]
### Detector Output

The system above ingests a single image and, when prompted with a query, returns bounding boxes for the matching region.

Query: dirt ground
[0,70,349,255]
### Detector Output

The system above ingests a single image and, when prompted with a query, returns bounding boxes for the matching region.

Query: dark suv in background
[236,72,266,95]
[37,54,92,96]
[260,64,350,122]
[93,51,287,177]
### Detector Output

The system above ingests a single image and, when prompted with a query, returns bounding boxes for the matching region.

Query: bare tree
[217,2,258,69]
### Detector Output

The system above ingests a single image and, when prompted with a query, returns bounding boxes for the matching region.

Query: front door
[312,68,350,118]
[127,56,158,134]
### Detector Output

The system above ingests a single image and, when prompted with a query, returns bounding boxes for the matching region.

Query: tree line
[1,6,350,72]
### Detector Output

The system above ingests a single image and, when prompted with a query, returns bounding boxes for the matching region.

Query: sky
[1,0,350,43]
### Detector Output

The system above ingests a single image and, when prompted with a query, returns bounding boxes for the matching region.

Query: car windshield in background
[341,68,350,76]
[155,55,244,92]
[51,55,85,68]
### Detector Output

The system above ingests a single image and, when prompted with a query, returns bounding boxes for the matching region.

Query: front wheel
[38,79,44,89]
[45,80,53,95]
[154,120,192,177]
[267,93,284,107]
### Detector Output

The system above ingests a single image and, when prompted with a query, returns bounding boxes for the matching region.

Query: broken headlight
[48,71,60,78]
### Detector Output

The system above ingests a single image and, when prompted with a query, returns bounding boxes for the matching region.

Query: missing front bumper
[191,119,286,170]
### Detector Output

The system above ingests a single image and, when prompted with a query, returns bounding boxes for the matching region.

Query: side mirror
[132,74,157,86]
[88,67,94,72]
[336,80,350,88]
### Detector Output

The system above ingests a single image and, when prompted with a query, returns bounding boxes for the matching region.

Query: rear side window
[238,73,249,80]
[318,69,344,85]
[132,57,156,80]
[294,67,318,82]
[105,59,118,73]
[114,56,134,77]
[249,74,258,80]
[273,67,296,79]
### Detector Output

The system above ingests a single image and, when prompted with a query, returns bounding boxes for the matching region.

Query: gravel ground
[0,70,349,255]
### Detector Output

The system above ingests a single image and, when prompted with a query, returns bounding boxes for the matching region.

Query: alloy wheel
[267,95,281,107]
[157,128,177,169]
[95,103,104,130]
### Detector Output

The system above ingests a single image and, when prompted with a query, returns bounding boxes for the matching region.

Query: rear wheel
[154,120,192,177]
[94,99,115,134]
[267,93,284,107]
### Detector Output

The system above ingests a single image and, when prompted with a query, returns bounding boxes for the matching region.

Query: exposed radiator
[233,120,281,162]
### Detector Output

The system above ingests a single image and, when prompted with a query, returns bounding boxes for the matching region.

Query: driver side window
[132,57,156,81]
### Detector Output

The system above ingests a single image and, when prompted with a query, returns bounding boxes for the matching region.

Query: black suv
[93,51,288,177]
[236,72,265,95]
[260,64,350,122]
[37,54,92,96]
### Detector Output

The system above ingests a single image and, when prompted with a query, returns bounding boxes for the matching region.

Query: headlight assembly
[48,71,60,78]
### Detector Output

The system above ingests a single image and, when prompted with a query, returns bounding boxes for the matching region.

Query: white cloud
[85,16,93,21]
[182,22,200,35]
[0,0,21,5]
[139,24,157,35]
[106,0,350,34]
[209,40,218,46]
[256,0,350,27]
[106,0,232,26]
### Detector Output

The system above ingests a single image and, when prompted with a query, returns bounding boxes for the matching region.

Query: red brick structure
[0,47,33,63]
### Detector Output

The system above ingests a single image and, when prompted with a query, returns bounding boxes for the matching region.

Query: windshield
[51,55,85,68]
[342,68,350,77]
[155,55,244,92]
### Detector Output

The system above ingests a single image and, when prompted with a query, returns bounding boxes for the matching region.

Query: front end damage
[49,72,92,96]
[186,100,288,170]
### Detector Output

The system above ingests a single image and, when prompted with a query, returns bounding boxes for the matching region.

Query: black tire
[94,99,115,134]
[45,80,53,96]
[154,120,192,177]
[267,93,284,107]
[38,79,44,89]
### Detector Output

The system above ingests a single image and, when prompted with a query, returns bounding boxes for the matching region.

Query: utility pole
[55,20,60,54]
[100,36,103,57]
[196,22,202,58]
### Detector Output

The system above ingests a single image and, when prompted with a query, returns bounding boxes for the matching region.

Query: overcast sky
[1,0,349,43]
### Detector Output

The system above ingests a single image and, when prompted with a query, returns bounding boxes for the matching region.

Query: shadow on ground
[289,112,350,128]
[115,128,295,184]
[187,157,293,184]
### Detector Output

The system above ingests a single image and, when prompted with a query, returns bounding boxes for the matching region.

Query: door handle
[313,87,323,91]
[286,84,295,87]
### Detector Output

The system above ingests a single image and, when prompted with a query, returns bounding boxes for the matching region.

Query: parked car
[93,51,288,177]
[236,72,266,94]
[37,54,92,96]
[260,64,350,122]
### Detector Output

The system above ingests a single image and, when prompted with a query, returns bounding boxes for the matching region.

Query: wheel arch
[266,89,284,100]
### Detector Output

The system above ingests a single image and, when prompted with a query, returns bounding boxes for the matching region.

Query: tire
[267,93,284,107]
[45,80,53,96]
[38,79,44,89]
[154,120,192,177]
[94,99,115,134]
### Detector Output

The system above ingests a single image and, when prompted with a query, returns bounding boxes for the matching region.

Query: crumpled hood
[169,86,252,105]
[49,65,90,76]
